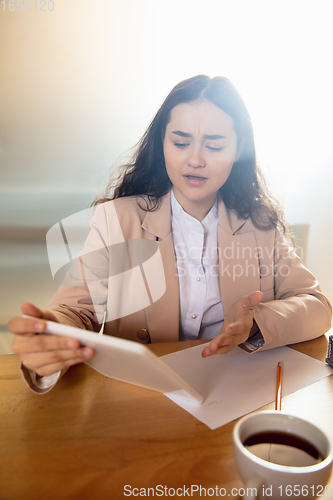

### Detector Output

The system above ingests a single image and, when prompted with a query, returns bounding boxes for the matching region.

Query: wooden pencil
[275,362,282,411]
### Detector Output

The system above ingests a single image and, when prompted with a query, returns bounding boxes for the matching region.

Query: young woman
[8,75,332,393]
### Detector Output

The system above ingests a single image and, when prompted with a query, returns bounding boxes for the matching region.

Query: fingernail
[82,348,91,359]
[66,341,75,349]
[33,322,43,331]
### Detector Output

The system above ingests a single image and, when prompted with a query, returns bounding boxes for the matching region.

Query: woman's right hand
[8,302,94,377]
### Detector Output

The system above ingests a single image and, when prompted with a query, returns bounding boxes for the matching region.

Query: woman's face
[163,99,239,221]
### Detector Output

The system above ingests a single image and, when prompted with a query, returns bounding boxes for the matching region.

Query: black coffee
[244,431,324,467]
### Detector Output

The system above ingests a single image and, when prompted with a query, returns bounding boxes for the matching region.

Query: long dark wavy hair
[92,75,289,235]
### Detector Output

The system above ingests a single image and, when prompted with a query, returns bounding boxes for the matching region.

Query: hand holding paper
[202,291,263,357]
[9,303,94,376]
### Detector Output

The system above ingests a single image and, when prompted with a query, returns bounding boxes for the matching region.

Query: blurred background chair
[291,223,309,266]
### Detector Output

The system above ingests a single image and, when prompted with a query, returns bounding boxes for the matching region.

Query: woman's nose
[187,147,205,168]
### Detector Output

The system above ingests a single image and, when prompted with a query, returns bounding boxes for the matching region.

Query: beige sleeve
[20,363,68,394]
[20,204,110,393]
[254,231,332,350]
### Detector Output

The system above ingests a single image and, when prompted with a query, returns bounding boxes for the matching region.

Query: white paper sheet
[161,344,333,430]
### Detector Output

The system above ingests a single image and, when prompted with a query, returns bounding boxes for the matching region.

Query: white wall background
[1,0,333,302]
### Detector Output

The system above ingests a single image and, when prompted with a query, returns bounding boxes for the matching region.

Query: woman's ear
[235,138,245,162]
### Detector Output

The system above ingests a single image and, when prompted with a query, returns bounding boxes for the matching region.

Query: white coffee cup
[233,411,333,499]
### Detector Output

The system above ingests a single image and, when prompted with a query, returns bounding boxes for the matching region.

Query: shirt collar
[171,189,218,232]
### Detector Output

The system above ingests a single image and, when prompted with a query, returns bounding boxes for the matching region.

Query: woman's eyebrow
[171,131,226,140]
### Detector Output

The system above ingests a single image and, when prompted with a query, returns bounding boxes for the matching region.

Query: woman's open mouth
[183,174,208,186]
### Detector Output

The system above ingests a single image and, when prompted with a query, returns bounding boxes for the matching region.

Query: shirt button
[196,277,201,281]
[137,328,149,340]
[191,314,197,319]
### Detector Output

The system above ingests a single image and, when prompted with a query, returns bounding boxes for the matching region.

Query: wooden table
[1,334,333,500]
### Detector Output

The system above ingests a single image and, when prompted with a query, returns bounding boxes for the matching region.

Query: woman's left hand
[202,291,263,357]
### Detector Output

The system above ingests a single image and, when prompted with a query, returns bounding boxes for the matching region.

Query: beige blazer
[46,192,332,351]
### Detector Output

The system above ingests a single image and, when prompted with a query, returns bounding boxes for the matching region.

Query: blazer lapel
[218,199,260,313]
[141,193,180,342]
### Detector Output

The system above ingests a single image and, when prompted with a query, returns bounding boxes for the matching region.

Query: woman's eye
[207,146,223,152]
[174,143,189,149]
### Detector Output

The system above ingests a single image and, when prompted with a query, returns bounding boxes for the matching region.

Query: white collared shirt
[171,190,224,340]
